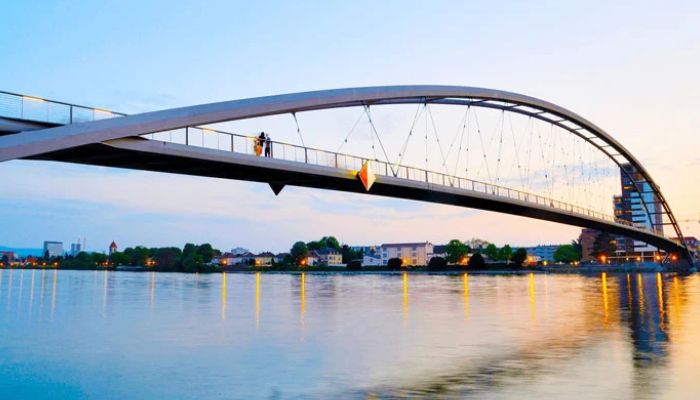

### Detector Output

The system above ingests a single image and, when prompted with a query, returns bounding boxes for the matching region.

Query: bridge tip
[269,183,285,196]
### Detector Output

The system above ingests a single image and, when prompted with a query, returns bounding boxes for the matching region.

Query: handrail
[145,125,659,236]
[0,90,126,125]
[0,89,663,239]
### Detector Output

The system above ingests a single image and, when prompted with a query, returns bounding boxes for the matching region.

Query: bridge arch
[0,86,691,263]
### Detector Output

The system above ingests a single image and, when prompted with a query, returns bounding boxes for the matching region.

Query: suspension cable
[291,112,306,148]
[364,105,396,176]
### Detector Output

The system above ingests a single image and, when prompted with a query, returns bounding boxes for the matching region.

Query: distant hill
[0,246,43,257]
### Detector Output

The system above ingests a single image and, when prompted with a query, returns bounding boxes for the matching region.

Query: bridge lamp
[670,254,678,262]
[636,256,641,262]
[543,260,548,266]
[600,255,607,264]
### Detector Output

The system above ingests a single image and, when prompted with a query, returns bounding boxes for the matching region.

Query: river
[0,269,698,399]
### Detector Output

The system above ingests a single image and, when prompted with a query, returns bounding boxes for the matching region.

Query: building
[349,245,378,256]
[70,242,82,256]
[672,236,699,252]
[428,244,448,260]
[380,242,434,266]
[362,254,383,266]
[305,251,320,266]
[253,252,275,266]
[274,253,290,263]
[0,251,17,263]
[580,228,600,262]
[315,248,343,266]
[523,245,559,262]
[109,241,118,255]
[614,163,663,260]
[43,241,63,258]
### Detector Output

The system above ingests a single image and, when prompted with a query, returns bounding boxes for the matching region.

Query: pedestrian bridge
[0,86,693,265]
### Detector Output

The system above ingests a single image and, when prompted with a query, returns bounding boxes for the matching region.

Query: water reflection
[255,272,260,329]
[1,271,698,399]
[463,273,469,320]
[300,272,306,323]
[402,272,409,322]
[221,272,227,321]
[50,269,57,319]
[528,272,535,322]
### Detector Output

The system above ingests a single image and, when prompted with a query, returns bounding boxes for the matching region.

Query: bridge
[0,86,693,266]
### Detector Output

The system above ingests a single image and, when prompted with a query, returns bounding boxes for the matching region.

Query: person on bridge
[264,134,272,158]
[255,132,265,156]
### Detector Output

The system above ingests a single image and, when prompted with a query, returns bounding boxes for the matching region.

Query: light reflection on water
[0,269,698,399]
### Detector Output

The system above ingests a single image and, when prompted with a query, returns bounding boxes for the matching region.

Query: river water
[0,269,698,399]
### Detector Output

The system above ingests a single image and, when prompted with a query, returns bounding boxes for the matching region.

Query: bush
[427,256,447,271]
[387,257,403,270]
[346,260,362,271]
[468,253,485,269]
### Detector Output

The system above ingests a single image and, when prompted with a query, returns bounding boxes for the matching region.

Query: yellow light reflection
[463,273,469,320]
[221,272,227,321]
[150,272,155,306]
[529,272,536,322]
[656,272,665,331]
[300,273,306,324]
[601,272,609,323]
[402,272,409,322]
[637,273,645,316]
[255,272,261,329]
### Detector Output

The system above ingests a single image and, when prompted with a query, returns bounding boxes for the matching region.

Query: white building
[362,254,383,266]
[380,242,434,266]
[43,241,63,258]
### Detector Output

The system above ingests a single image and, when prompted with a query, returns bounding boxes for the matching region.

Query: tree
[554,244,581,263]
[427,256,447,271]
[109,251,129,266]
[387,257,403,269]
[512,248,528,266]
[484,244,499,260]
[572,236,583,258]
[290,241,309,265]
[445,239,469,263]
[468,253,485,269]
[341,244,362,263]
[154,247,182,270]
[498,244,513,262]
[196,243,217,263]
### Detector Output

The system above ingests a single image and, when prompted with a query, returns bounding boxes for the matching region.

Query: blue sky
[1,0,699,253]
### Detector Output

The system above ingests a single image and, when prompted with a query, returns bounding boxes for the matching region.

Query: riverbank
[1,262,695,274]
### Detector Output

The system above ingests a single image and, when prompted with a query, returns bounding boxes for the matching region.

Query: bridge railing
[145,126,646,229]
[0,90,125,125]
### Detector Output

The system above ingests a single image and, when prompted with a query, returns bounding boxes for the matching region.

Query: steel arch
[0,85,690,261]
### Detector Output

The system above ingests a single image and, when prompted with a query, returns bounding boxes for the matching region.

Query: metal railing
[0,89,660,238]
[0,90,125,125]
[145,126,653,233]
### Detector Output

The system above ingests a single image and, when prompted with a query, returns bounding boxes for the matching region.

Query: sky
[1,0,699,253]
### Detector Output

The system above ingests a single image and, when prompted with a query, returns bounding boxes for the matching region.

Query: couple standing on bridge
[255,132,273,158]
